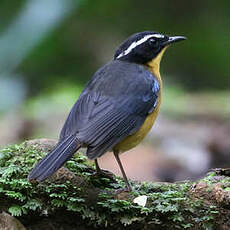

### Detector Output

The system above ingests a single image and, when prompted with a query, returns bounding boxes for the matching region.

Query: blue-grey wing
[59,60,160,159]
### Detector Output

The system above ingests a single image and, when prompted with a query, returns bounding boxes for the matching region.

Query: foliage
[0,141,221,229]
[2,0,230,95]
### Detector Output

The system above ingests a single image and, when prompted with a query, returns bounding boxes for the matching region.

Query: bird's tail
[28,135,81,182]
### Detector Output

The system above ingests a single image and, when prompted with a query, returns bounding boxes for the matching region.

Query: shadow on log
[0,139,230,230]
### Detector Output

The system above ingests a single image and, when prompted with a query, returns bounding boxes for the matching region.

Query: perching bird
[28,31,186,190]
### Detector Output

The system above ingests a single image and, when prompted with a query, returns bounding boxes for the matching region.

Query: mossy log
[0,139,230,230]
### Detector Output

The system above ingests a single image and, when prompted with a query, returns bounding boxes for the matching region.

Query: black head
[114,31,186,64]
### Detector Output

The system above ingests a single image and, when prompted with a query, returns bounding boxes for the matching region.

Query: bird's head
[114,31,186,66]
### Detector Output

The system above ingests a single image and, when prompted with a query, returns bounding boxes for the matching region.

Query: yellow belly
[113,47,167,154]
[113,98,161,153]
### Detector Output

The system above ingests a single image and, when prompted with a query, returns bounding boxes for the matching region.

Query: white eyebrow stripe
[152,34,165,38]
[116,34,164,59]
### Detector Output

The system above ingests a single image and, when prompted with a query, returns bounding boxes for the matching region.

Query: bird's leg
[95,159,102,174]
[113,150,131,191]
[93,159,115,181]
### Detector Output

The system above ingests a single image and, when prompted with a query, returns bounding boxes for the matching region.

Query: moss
[0,141,223,229]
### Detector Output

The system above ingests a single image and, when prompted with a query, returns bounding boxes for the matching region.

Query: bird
[28,31,186,191]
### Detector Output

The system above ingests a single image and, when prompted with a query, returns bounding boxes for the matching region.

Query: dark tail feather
[28,135,81,182]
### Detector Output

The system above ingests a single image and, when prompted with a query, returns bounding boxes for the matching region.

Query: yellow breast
[113,47,167,153]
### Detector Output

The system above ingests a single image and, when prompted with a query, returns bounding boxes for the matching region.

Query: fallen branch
[0,139,230,229]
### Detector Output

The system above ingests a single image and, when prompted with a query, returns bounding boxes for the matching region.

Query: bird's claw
[92,169,117,183]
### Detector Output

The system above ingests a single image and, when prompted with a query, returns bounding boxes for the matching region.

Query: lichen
[0,140,225,229]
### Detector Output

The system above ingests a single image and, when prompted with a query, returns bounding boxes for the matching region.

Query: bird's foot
[92,169,117,183]
[114,186,131,194]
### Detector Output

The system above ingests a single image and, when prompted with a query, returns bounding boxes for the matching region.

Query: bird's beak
[162,36,186,46]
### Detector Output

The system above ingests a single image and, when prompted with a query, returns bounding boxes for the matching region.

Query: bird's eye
[148,38,156,45]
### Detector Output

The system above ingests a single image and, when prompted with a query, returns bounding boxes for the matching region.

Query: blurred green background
[0,0,230,182]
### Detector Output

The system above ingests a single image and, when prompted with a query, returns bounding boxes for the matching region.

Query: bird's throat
[146,47,167,85]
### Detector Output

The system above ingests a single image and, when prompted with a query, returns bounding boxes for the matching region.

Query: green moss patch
[0,141,222,229]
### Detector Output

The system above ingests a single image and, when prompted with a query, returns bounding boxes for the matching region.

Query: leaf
[8,205,23,216]
[23,199,43,211]
[120,216,143,226]
[5,191,26,201]
[51,199,65,208]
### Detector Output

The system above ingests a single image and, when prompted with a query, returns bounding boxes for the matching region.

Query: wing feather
[59,60,160,159]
